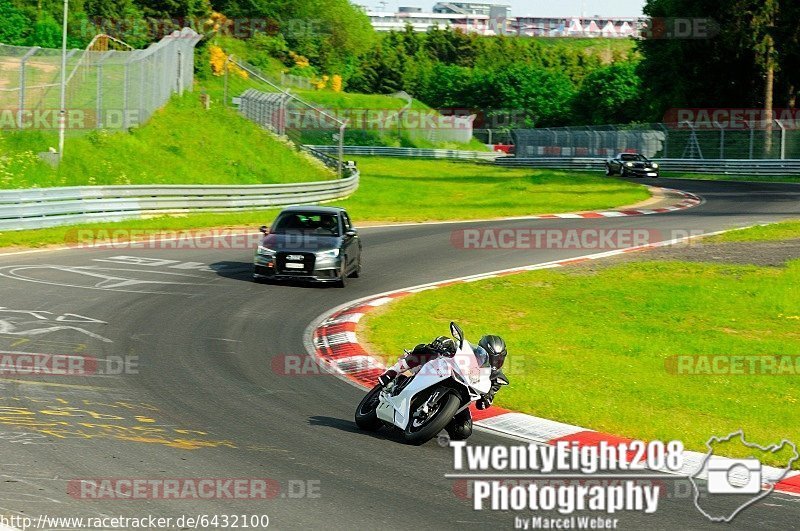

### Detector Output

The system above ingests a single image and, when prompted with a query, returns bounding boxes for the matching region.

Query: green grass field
[337,157,649,222]
[0,91,332,189]
[0,157,649,248]
[663,172,800,184]
[704,219,800,243]
[361,222,800,466]
[533,37,637,58]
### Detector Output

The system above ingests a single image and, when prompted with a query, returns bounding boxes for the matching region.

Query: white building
[433,2,510,18]
[362,3,644,38]
[366,9,500,35]
[514,16,643,37]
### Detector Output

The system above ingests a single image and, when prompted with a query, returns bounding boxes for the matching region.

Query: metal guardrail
[0,173,359,231]
[308,145,504,161]
[496,157,800,176]
[13,148,796,233]
[3,144,498,232]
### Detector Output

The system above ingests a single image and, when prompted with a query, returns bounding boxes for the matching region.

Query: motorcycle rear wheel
[403,391,461,445]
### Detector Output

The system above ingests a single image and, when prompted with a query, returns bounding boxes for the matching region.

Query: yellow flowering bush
[289,51,310,69]
[314,75,330,90]
[209,45,248,79]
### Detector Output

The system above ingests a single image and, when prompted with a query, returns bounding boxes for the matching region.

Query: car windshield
[271,212,341,236]
[620,153,645,161]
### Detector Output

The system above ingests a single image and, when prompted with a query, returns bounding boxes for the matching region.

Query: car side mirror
[259,226,269,234]
[345,229,357,237]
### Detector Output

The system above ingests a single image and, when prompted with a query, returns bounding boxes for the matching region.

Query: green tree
[26,14,61,47]
[572,62,643,125]
[134,0,211,19]
[636,0,798,121]
[284,0,374,78]
[416,63,475,108]
[777,1,799,108]
[0,0,30,45]
[746,0,780,154]
[490,65,576,127]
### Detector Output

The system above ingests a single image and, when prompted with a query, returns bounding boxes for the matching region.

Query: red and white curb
[363,187,703,229]
[0,186,700,259]
[512,187,702,219]
[306,223,800,497]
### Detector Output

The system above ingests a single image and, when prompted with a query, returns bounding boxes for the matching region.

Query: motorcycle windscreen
[455,343,493,395]
[473,345,491,368]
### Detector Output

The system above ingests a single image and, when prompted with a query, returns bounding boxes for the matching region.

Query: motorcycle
[354,322,493,445]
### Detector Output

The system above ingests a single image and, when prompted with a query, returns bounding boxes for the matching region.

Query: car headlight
[625,162,634,167]
[257,245,275,256]
[316,248,340,258]
[652,163,659,169]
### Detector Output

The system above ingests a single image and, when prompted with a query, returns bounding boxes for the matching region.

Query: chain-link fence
[224,57,347,177]
[279,73,314,91]
[512,122,800,159]
[474,129,515,146]
[224,57,477,152]
[0,28,201,134]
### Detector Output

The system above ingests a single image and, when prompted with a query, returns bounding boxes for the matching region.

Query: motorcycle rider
[378,333,510,440]
[378,336,457,385]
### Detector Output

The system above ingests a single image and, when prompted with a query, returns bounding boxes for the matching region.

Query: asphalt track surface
[0,178,798,530]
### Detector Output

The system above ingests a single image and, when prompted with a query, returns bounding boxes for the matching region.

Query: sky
[368,1,648,17]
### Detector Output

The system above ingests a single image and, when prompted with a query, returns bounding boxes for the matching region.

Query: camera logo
[707,458,761,495]
[690,430,798,522]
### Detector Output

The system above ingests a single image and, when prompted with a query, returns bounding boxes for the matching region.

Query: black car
[605,153,660,178]
[253,206,362,287]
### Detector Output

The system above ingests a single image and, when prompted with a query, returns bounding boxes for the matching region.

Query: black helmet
[478,335,507,369]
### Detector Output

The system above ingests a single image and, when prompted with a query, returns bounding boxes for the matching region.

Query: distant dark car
[606,153,660,178]
[253,206,362,287]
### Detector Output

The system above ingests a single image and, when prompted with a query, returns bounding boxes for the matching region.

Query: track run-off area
[0,178,798,530]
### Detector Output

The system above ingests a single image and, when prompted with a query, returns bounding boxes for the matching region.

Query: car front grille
[276,252,316,276]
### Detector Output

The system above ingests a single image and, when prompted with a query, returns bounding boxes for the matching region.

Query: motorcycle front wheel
[355,384,382,431]
[403,391,461,445]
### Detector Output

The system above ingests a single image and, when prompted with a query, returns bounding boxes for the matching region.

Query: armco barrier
[0,173,359,231]
[307,145,503,161]
[496,157,800,176]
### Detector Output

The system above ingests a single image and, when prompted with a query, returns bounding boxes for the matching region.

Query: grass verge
[0,91,332,189]
[0,157,649,249]
[361,248,800,467]
[705,219,800,243]
[663,172,800,184]
[337,157,649,222]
